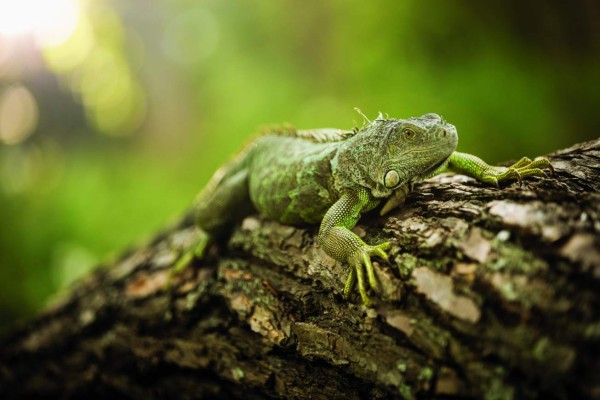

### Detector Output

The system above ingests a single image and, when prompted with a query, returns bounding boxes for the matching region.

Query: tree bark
[1,139,599,400]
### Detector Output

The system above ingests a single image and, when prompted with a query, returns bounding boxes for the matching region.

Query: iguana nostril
[443,130,447,137]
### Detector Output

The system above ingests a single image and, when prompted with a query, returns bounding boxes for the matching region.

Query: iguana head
[333,113,458,198]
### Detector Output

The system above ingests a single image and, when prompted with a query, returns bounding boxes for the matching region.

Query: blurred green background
[0,0,598,329]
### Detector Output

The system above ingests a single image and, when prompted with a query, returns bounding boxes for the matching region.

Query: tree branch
[1,139,599,400]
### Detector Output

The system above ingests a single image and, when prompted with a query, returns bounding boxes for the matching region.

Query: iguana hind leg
[173,229,210,273]
[167,228,210,286]
[168,152,254,287]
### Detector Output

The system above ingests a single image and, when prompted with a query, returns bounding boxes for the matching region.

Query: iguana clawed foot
[343,241,390,306]
[166,229,210,289]
[481,156,553,187]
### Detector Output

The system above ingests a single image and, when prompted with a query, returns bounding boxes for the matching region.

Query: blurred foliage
[0,0,598,329]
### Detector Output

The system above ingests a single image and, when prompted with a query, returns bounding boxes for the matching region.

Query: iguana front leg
[444,151,553,186]
[317,188,389,306]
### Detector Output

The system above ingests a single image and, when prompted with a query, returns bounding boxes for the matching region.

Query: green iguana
[174,112,553,306]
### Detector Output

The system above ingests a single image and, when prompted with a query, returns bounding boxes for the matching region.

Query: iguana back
[260,124,356,143]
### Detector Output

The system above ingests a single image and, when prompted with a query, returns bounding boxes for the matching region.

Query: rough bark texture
[1,139,599,400]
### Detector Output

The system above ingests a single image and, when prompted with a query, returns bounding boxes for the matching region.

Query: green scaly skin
[172,113,553,306]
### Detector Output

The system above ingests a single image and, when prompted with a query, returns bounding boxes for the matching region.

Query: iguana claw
[166,229,210,290]
[482,156,552,186]
[343,242,390,306]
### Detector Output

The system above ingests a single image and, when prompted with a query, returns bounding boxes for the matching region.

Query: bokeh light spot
[51,242,97,289]
[43,15,93,73]
[161,8,219,68]
[0,84,39,145]
[90,82,146,135]
[41,2,146,137]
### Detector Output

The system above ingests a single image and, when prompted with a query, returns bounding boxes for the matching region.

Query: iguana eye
[384,170,400,188]
[403,129,415,139]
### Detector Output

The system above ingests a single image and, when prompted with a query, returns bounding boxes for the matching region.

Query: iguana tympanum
[174,113,552,306]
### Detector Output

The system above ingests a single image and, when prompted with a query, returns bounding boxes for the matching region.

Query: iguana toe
[345,242,391,306]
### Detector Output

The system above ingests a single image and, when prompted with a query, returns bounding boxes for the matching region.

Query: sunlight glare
[0,0,80,47]
[0,84,39,145]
